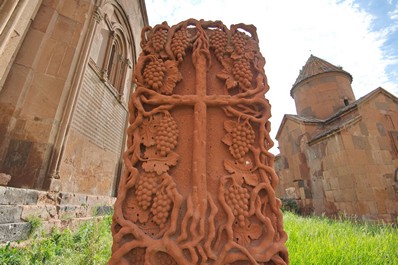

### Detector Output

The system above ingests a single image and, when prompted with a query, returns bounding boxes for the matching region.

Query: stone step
[0,222,31,243]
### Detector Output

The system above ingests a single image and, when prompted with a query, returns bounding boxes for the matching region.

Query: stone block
[0,173,12,186]
[37,219,62,236]
[328,177,339,190]
[22,73,65,118]
[367,174,385,188]
[356,188,374,201]
[0,206,22,224]
[352,135,370,150]
[93,205,113,216]
[47,41,68,76]
[368,201,378,215]
[359,122,369,136]
[338,175,354,189]
[48,178,62,192]
[325,190,334,202]
[386,200,398,214]
[58,205,87,220]
[59,46,75,79]
[375,101,389,111]
[86,194,113,206]
[376,123,386,136]
[31,4,55,33]
[0,187,38,205]
[37,191,57,205]
[35,38,57,73]
[51,15,77,44]
[42,0,59,9]
[0,222,31,243]
[0,186,6,199]
[357,201,369,215]
[58,0,79,20]
[333,190,344,202]
[74,1,90,24]
[58,192,87,205]
[14,28,45,67]
[342,189,357,202]
[375,200,387,214]
[20,205,55,221]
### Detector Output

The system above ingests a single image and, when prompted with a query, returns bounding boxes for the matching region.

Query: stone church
[275,55,398,223]
[0,0,148,242]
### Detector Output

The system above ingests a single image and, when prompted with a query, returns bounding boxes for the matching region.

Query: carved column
[110,19,289,265]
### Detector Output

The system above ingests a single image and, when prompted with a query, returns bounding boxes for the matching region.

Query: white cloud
[389,3,398,20]
[145,0,397,153]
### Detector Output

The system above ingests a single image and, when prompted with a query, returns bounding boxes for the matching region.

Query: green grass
[1,212,397,264]
[0,216,113,265]
[284,211,398,265]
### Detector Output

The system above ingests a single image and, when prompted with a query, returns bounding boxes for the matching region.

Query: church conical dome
[291,54,352,95]
[290,55,355,119]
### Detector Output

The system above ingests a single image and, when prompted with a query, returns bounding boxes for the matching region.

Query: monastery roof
[277,87,398,141]
[290,55,353,96]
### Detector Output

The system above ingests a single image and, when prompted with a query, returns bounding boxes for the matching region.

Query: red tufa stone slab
[110,19,288,265]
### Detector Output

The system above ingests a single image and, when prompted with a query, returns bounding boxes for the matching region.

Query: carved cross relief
[110,19,288,265]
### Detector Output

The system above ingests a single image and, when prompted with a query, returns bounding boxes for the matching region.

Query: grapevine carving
[110,19,289,265]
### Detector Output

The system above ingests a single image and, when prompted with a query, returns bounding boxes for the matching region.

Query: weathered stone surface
[0,173,12,186]
[57,192,87,205]
[93,205,113,216]
[0,206,22,224]
[110,19,288,264]
[0,222,31,243]
[57,205,88,220]
[20,205,56,221]
[0,187,38,205]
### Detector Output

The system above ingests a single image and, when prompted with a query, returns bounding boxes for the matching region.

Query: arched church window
[102,30,129,97]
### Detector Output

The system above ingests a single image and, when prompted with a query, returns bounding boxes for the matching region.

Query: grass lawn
[284,212,397,264]
[1,212,397,264]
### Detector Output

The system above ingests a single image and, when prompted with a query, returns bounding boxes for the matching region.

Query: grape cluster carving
[171,28,191,62]
[225,184,250,228]
[230,121,255,163]
[143,59,167,92]
[152,29,168,52]
[151,188,172,228]
[232,57,253,90]
[231,31,249,54]
[155,114,178,156]
[135,172,159,210]
[209,29,228,62]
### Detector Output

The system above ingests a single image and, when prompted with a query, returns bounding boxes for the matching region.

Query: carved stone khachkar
[110,19,289,265]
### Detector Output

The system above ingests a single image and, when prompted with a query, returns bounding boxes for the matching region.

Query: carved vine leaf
[224,159,259,187]
[142,149,179,174]
[223,120,236,133]
[125,194,150,223]
[247,39,260,52]
[140,119,157,147]
[217,70,237,90]
[162,60,183,95]
[244,51,255,60]
[221,133,232,145]
[233,222,263,246]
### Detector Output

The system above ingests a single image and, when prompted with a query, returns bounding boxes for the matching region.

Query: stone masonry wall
[276,91,398,223]
[0,186,115,243]
[58,66,127,196]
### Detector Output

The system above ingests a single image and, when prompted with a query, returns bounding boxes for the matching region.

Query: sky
[145,0,398,153]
